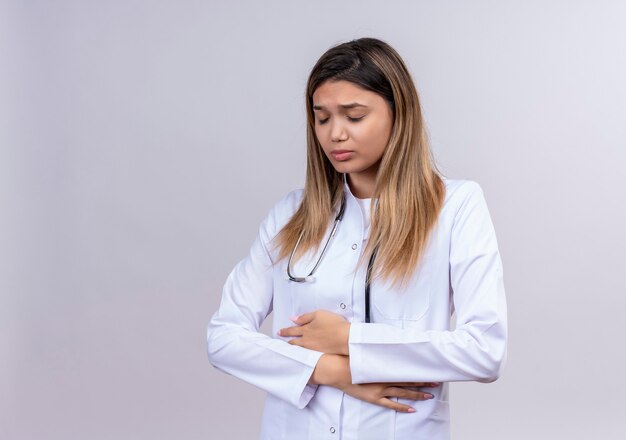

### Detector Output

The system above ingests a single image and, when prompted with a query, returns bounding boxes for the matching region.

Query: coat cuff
[348,323,367,383]
[294,350,325,408]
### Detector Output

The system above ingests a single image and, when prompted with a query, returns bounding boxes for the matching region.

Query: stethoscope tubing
[286,193,377,323]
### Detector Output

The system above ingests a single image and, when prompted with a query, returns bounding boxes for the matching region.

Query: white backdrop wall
[1,1,625,439]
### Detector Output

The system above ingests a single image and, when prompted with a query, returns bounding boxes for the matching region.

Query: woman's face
[312,80,394,183]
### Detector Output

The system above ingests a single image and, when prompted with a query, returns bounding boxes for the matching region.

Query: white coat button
[351,243,358,250]
[330,427,336,434]
[340,303,346,309]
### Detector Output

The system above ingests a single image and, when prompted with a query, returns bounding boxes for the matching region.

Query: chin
[330,162,359,174]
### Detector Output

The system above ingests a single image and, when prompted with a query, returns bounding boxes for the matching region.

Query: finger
[389,382,441,388]
[377,397,416,413]
[291,312,315,325]
[277,325,304,337]
[386,387,434,401]
[288,338,303,347]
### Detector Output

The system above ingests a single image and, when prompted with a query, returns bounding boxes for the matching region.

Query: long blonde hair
[273,37,445,289]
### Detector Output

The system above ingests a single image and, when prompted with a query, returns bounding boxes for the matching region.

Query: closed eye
[317,115,365,125]
[348,115,365,122]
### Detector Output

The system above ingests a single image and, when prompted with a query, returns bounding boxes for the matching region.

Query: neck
[347,170,377,199]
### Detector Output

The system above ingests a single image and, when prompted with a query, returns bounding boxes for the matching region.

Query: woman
[207,37,507,440]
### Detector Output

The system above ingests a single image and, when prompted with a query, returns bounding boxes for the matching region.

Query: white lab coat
[207,174,507,440]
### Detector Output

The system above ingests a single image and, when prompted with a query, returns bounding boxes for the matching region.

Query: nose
[330,120,348,142]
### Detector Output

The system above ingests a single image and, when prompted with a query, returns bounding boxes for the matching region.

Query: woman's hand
[310,354,439,413]
[278,310,351,355]
[342,381,439,413]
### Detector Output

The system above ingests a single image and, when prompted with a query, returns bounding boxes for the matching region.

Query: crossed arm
[209,183,505,412]
[278,310,439,413]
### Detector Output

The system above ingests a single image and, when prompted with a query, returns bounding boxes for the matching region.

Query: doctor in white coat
[207,37,507,440]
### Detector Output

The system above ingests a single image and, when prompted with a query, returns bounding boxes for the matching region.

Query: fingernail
[290,315,300,322]
[425,393,434,399]
[276,330,282,336]
[407,408,416,413]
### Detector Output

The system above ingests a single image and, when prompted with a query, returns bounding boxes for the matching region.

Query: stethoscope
[286,194,378,323]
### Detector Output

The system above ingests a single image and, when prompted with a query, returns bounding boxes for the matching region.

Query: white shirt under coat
[207,174,508,440]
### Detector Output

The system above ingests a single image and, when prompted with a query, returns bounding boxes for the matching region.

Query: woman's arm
[348,182,507,384]
[310,354,440,413]
[206,191,324,409]
[280,182,507,384]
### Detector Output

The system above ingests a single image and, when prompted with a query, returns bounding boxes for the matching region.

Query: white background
[1,1,625,438]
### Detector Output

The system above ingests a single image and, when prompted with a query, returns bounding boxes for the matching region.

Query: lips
[331,150,353,161]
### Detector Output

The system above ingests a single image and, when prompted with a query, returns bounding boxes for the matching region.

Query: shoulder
[260,188,304,236]
[439,177,491,225]
[439,178,500,248]
[271,188,304,222]
[442,177,486,210]
[443,177,484,202]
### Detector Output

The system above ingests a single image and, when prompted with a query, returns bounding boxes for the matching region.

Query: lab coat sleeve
[206,194,324,409]
[348,181,507,384]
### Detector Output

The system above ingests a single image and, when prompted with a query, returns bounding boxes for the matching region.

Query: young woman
[207,37,507,440]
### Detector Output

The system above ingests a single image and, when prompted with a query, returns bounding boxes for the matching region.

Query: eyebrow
[313,102,368,111]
